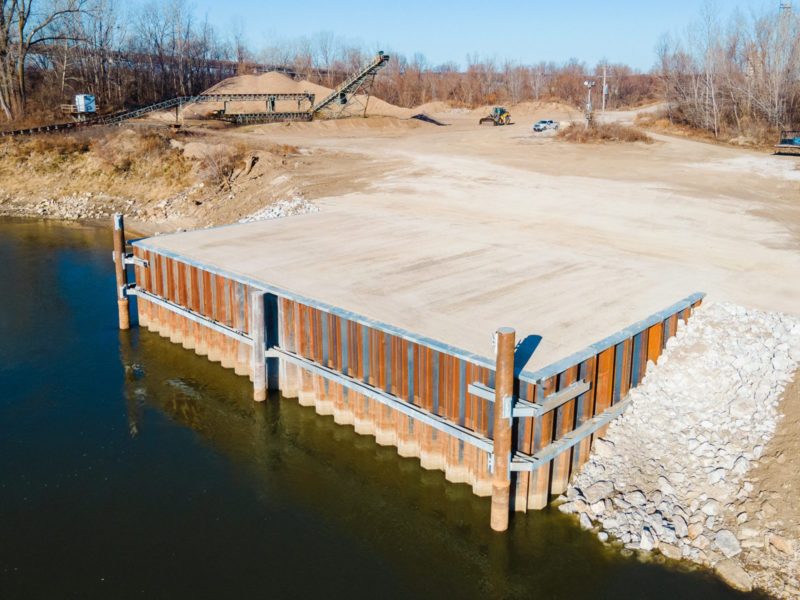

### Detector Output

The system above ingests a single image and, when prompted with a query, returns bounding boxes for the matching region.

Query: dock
[112,209,703,530]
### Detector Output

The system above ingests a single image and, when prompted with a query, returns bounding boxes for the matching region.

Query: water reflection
[119,311,760,600]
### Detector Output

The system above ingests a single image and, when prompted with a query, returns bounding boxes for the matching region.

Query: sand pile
[510,100,581,119]
[179,71,410,120]
[469,101,581,126]
[413,100,458,114]
[159,69,581,126]
[206,71,300,95]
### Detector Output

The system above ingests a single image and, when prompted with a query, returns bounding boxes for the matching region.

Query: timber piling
[490,327,514,532]
[112,213,130,330]
[250,291,267,401]
[113,215,705,528]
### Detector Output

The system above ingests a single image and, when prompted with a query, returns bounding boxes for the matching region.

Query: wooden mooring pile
[112,215,704,530]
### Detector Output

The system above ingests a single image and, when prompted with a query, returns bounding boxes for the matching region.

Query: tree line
[2,0,797,140]
[657,3,799,138]
[0,0,660,123]
[2,0,233,121]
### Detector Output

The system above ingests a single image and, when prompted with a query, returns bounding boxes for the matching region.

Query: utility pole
[584,80,596,128]
[602,64,607,114]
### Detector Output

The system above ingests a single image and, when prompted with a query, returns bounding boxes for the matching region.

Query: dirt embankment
[633,109,786,150]
[739,373,800,596]
[0,127,377,233]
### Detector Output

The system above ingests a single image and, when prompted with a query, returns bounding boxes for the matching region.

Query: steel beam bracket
[469,379,591,419]
[123,253,149,268]
[119,282,137,299]
[501,394,514,422]
[129,287,253,344]
[265,347,495,453]
[488,452,512,477]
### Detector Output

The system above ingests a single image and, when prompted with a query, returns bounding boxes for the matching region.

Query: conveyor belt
[312,52,390,114]
[0,93,316,137]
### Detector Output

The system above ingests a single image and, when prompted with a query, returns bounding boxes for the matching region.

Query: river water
[0,218,760,599]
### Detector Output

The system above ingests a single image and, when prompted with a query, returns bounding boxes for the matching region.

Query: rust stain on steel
[647,322,663,364]
[551,364,579,496]
[112,214,130,330]
[513,380,536,512]
[573,356,598,472]
[528,375,556,510]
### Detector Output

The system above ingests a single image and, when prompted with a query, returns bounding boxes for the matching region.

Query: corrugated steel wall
[132,244,700,508]
[511,304,695,511]
[133,247,255,378]
[275,296,495,494]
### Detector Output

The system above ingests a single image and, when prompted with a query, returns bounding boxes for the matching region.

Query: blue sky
[183,0,782,71]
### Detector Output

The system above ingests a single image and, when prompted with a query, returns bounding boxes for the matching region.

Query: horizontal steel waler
[124,283,679,475]
[114,221,705,528]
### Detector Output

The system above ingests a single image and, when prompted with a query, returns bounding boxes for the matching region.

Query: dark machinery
[775,130,800,155]
[479,107,512,126]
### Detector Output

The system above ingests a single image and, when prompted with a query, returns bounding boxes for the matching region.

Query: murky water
[0,218,762,599]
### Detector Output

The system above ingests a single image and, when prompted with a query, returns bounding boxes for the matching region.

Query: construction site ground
[134,105,800,374]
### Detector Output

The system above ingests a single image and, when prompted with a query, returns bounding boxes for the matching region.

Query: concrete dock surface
[139,153,800,372]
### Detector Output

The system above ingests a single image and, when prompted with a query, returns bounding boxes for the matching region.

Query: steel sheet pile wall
[275,297,496,495]
[510,297,701,511]
[131,246,498,495]
[129,242,702,510]
[132,246,256,380]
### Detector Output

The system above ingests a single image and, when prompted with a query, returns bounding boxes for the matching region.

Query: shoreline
[559,303,800,597]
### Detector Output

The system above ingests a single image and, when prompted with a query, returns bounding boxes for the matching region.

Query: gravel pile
[559,302,800,594]
[239,197,319,223]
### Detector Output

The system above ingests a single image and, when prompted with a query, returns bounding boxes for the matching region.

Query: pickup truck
[532,119,559,132]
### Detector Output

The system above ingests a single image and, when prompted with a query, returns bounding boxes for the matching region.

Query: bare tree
[3,10,667,124]
[230,17,250,74]
[312,30,335,84]
[0,0,84,118]
[658,3,799,139]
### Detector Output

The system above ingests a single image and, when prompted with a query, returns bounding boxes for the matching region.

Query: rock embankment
[0,191,133,221]
[558,303,800,597]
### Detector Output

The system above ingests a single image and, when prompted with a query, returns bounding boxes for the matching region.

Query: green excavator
[479,106,512,126]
